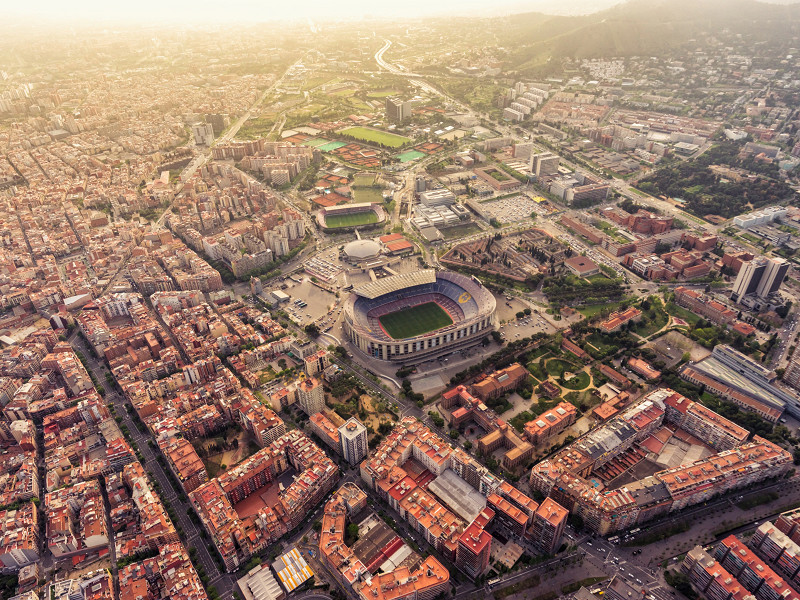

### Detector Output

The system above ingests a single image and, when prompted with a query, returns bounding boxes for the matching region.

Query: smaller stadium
[317,202,386,231]
[343,269,496,363]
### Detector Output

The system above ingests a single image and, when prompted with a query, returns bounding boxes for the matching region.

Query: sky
[7,0,625,24]
[7,0,800,26]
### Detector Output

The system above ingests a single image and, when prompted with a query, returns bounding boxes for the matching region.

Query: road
[156,57,306,230]
[68,333,240,599]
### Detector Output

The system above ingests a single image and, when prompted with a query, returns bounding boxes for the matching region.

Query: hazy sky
[8,0,623,24]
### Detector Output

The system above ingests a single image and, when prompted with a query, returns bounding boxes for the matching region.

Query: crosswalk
[649,585,674,600]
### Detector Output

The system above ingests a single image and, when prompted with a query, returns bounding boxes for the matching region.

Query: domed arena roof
[344,239,381,261]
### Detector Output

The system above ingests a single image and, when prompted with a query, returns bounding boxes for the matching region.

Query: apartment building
[531,498,568,555]
[297,377,324,415]
[158,437,208,493]
[529,389,792,534]
[455,508,494,579]
[339,417,368,466]
[310,412,341,454]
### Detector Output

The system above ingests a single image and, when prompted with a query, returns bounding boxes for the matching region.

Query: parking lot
[479,194,541,223]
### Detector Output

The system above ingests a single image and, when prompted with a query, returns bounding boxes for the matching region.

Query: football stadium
[343,269,496,363]
[316,202,386,231]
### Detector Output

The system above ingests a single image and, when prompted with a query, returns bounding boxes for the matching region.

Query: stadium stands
[344,270,496,363]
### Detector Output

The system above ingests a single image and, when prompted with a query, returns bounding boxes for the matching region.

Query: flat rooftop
[689,357,786,409]
[427,469,487,523]
[352,513,402,570]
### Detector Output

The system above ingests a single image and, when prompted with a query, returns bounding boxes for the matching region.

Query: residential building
[531,498,568,554]
[310,412,341,454]
[297,377,324,415]
[159,437,208,493]
[339,418,368,466]
[529,389,792,534]
[455,508,494,578]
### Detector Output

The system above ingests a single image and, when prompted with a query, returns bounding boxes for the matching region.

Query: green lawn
[352,187,385,203]
[527,361,547,381]
[353,173,377,186]
[665,302,701,326]
[366,90,400,98]
[324,212,379,228]
[379,302,453,339]
[561,370,591,390]
[631,300,669,338]
[578,302,623,318]
[546,359,579,378]
[585,333,619,358]
[340,126,411,148]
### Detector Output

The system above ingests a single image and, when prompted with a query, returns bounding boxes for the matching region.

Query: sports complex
[316,202,386,231]
[343,269,496,363]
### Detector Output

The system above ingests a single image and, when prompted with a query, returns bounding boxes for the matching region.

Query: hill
[490,0,800,74]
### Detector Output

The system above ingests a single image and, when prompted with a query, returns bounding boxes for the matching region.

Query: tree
[346,523,360,545]
[449,429,460,439]
[304,323,320,337]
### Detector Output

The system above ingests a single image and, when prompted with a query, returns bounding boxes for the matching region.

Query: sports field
[324,211,379,229]
[379,302,453,339]
[396,150,425,163]
[318,141,348,152]
[340,126,411,148]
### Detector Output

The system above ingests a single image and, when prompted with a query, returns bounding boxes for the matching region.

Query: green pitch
[340,126,411,148]
[324,212,379,228]
[379,302,453,339]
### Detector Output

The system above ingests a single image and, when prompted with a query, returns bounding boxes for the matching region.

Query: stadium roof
[353,269,437,299]
[344,239,381,261]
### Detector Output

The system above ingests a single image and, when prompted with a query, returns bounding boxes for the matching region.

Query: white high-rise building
[731,257,788,303]
[756,257,789,299]
[531,152,560,177]
[339,417,368,466]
